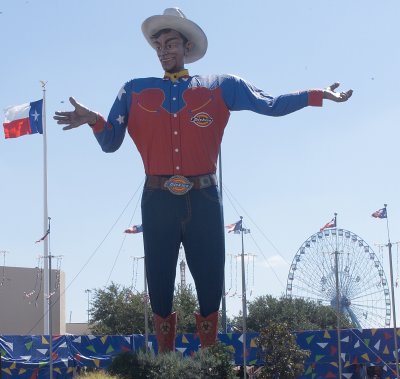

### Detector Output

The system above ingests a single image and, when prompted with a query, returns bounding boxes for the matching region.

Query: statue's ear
[185,41,193,55]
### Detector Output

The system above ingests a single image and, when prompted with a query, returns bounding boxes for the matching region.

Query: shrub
[77,372,114,379]
[257,322,310,378]
[106,342,236,379]
[107,350,152,378]
[193,342,236,378]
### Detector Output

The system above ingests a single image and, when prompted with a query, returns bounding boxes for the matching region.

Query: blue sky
[1,0,399,327]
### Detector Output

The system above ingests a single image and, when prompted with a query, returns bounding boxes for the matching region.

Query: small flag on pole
[320,217,336,232]
[371,208,387,219]
[124,224,143,234]
[226,220,242,233]
[3,99,43,139]
[35,229,49,243]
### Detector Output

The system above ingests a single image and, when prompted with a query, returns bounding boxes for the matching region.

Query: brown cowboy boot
[195,311,218,348]
[153,312,177,353]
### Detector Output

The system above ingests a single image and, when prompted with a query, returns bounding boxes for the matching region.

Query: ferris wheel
[286,228,391,329]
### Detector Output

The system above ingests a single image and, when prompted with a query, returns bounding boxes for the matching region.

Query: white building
[0,266,65,335]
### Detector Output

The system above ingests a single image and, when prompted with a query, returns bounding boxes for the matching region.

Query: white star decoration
[116,115,125,125]
[117,86,126,100]
[31,109,40,121]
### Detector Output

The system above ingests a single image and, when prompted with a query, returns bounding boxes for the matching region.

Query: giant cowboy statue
[54,8,352,352]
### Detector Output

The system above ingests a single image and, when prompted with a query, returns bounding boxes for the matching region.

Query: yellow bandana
[164,69,189,82]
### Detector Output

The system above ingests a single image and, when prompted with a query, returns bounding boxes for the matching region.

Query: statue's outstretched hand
[54,97,97,130]
[323,82,353,102]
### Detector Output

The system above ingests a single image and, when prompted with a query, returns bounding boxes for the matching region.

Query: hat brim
[141,15,207,64]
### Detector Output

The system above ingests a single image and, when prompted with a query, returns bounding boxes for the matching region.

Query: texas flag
[124,224,143,234]
[3,99,43,139]
[371,208,387,219]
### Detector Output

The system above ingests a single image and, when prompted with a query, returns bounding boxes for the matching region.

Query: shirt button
[173,114,177,118]
[174,131,178,135]
[175,148,179,152]
[173,84,177,87]
[176,166,180,170]
[173,97,177,101]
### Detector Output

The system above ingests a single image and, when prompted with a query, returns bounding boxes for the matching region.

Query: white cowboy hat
[141,7,208,64]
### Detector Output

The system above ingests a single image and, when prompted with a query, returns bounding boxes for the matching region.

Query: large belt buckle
[164,175,193,195]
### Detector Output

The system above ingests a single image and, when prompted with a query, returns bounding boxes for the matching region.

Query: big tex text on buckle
[164,175,194,195]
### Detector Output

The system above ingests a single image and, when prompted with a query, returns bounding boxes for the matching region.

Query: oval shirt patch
[190,112,213,128]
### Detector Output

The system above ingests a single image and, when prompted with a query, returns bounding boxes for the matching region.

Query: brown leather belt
[145,174,217,194]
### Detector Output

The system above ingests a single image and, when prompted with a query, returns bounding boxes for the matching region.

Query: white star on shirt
[117,86,126,100]
[116,115,125,125]
[31,109,40,121]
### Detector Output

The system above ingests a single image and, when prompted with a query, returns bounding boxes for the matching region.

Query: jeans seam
[181,194,192,233]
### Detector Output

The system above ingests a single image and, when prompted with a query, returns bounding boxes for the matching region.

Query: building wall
[0,266,65,334]
[65,323,91,335]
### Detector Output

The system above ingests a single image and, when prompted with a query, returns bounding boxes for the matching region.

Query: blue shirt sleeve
[93,82,131,152]
[220,74,309,116]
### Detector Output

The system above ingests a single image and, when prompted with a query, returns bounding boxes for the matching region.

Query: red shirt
[91,71,323,176]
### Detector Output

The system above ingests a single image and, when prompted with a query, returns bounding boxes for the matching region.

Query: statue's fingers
[69,97,79,108]
[54,114,72,124]
[329,82,340,91]
[62,123,77,131]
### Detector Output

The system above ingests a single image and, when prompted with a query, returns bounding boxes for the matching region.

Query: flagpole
[333,212,342,378]
[47,218,53,379]
[384,204,400,378]
[131,255,149,348]
[41,80,50,335]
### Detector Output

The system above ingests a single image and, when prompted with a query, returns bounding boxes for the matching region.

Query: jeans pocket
[198,186,221,204]
[141,188,157,207]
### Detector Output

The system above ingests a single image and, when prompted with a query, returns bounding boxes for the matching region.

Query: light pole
[85,289,91,325]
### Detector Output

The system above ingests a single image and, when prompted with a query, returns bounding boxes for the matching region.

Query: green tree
[173,284,225,332]
[89,282,202,334]
[231,295,353,332]
[257,321,310,378]
[173,284,199,333]
[89,282,152,335]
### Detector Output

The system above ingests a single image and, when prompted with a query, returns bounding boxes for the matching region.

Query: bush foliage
[107,342,235,379]
[257,321,310,378]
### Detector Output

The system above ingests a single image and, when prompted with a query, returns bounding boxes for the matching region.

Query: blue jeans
[141,185,225,318]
